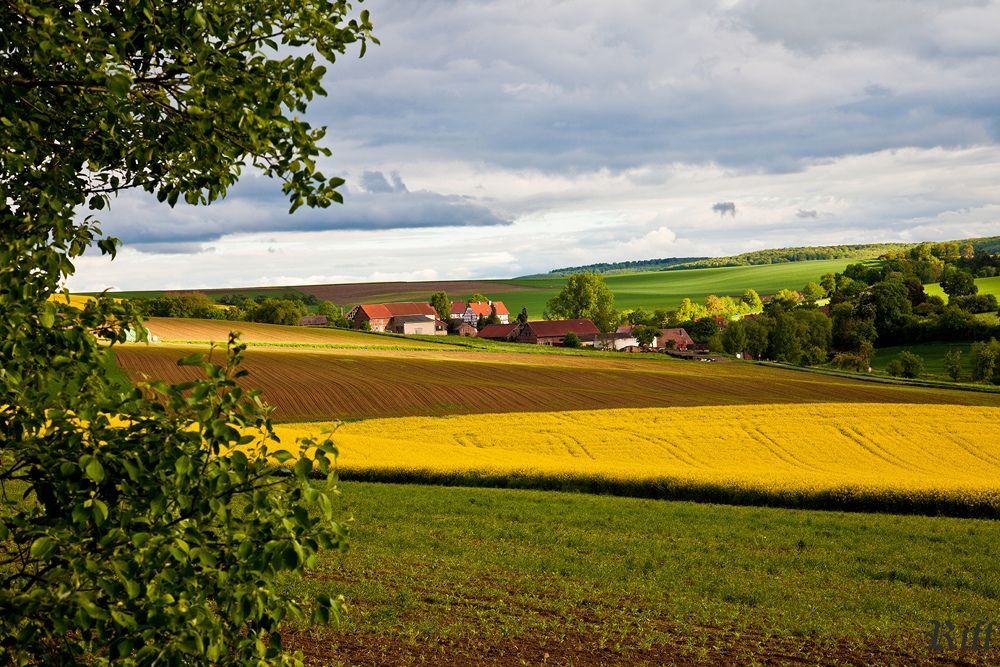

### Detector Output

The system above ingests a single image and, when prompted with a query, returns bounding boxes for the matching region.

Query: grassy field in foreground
[280,482,1000,666]
[275,403,1000,517]
[113,344,1000,421]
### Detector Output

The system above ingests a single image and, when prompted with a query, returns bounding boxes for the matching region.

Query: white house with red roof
[347,302,438,332]
[449,300,510,325]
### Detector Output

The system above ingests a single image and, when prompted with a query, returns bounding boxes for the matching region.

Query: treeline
[125,292,351,327]
[542,257,704,277]
[540,236,1000,276]
[670,243,915,269]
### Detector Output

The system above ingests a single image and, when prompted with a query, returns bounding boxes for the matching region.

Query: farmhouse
[450,300,510,325]
[598,324,659,350]
[512,319,600,346]
[455,322,479,337]
[477,323,518,341]
[660,328,695,350]
[386,315,446,335]
[348,302,437,332]
[298,315,328,327]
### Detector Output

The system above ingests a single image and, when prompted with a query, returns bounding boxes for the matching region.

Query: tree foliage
[1,0,375,662]
[562,331,582,348]
[544,273,619,332]
[632,325,661,348]
[430,291,450,322]
[944,349,963,382]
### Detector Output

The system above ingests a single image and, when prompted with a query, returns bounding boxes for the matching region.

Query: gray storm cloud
[96,171,511,252]
[712,202,737,217]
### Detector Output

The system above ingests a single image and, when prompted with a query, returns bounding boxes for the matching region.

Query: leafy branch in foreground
[2,0,375,663]
[1,318,347,665]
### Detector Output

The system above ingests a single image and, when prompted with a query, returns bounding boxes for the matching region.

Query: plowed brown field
[113,345,1000,421]
[139,318,444,348]
[291,280,541,304]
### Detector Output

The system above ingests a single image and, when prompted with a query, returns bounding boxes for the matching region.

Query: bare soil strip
[292,280,543,304]
[113,345,1000,422]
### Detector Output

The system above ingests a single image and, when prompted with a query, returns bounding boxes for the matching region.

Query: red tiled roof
[383,302,436,317]
[357,303,392,319]
[615,324,635,335]
[450,301,467,316]
[660,328,694,345]
[477,323,517,339]
[466,301,510,317]
[527,319,600,337]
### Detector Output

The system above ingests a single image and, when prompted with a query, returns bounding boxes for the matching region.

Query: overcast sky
[71,0,1000,291]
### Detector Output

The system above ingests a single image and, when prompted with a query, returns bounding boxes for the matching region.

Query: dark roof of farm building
[661,328,694,345]
[526,319,600,337]
[477,323,517,339]
[390,314,434,324]
[298,315,328,326]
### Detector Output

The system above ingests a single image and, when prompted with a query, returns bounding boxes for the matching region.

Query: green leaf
[177,352,205,366]
[175,455,192,476]
[39,302,56,328]
[85,458,105,483]
[30,536,55,559]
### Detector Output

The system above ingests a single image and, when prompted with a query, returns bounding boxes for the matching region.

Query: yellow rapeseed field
[272,403,1000,501]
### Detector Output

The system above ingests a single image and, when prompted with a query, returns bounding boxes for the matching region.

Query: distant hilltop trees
[540,237,1000,275]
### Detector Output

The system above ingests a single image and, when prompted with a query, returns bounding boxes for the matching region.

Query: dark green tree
[971,338,1000,384]
[1,0,375,663]
[543,272,619,332]
[689,317,720,343]
[769,313,802,364]
[517,307,529,324]
[855,280,912,340]
[562,331,582,348]
[252,298,307,326]
[896,350,924,378]
[801,281,825,305]
[632,325,661,348]
[944,349,963,382]
[430,291,451,322]
[940,268,978,298]
[721,319,747,356]
[743,316,774,360]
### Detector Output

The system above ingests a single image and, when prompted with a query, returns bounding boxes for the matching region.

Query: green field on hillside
[924,275,1000,302]
[492,258,865,315]
[871,342,976,378]
[283,481,1000,665]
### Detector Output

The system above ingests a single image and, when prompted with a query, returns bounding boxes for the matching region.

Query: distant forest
[539,256,705,277]
[542,237,1000,275]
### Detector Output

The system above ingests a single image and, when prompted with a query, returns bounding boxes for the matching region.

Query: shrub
[897,350,924,378]
[563,331,582,348]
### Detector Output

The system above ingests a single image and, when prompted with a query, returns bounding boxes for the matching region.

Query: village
[332,299,703,355]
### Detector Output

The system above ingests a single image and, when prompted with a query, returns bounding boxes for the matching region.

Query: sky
[71,0,1000,292]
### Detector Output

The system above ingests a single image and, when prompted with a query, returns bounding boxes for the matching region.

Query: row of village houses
[299,299,696,351]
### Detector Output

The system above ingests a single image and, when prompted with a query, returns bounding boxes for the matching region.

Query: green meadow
[283,481,1000,666]
[491,258,864,315]
[871,342,976,379]
[924,276,1000,302]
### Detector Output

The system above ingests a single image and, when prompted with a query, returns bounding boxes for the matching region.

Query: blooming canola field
[274,403,1000,514]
